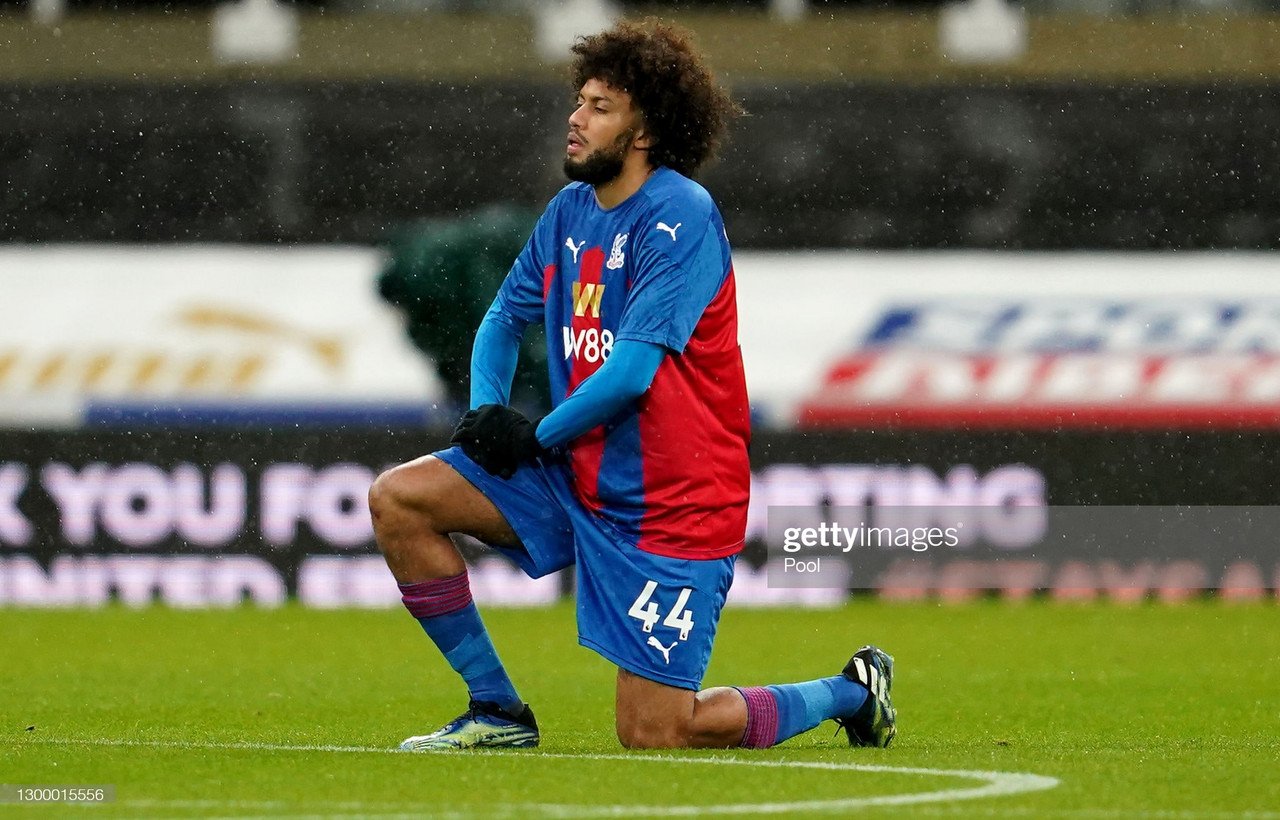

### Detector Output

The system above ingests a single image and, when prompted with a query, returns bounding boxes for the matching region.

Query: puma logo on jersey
[571,281,605,318]
[565,237,585,264]
[647,636,678,664]
[656,222,681,241]
[606,232,627,270]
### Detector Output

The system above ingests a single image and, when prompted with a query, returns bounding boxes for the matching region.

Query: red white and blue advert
[775,255,1280,429]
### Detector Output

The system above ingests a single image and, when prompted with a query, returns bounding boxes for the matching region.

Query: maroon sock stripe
[399,571,472,619]
[736,686,779,749]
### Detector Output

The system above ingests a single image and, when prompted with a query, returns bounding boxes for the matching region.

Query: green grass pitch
[3,601,1278,818]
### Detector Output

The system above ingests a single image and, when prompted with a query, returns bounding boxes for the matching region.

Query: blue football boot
[399,700,539,751]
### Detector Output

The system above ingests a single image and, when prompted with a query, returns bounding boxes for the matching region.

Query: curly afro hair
[569,20,742,178]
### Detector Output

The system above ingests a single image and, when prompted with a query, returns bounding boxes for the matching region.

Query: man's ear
[632,125,655,151]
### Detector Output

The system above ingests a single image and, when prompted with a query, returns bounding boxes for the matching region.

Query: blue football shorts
[435,445,735,690]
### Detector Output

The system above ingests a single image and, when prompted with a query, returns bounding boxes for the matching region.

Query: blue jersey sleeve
[535,339,666,449]
[615,189,730,354]
[469,301,524,408]
[493,198,560,325]
[472,191,569,406]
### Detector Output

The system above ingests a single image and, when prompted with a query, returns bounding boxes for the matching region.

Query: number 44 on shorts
[627,581,695,641]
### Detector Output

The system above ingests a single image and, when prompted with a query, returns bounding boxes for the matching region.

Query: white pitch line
[910,810,1280,819]
[24,737,1060,817]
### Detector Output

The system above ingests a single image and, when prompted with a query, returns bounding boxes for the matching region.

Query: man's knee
[368,457,449,535]
[616,715,692,750]
[614,668,699,749]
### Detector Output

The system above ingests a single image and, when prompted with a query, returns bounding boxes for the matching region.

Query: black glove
[450,404,543,479]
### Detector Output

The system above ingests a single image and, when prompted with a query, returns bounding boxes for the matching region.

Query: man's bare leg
[615,669,746,749]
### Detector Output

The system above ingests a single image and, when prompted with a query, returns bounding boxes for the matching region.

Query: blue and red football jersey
[492,167,750,560]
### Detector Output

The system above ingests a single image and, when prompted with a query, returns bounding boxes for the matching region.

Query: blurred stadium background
[2,0,1279,607]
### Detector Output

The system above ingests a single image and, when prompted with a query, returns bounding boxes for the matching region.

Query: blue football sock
[766,675,868,745]
[399,574,522,713]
